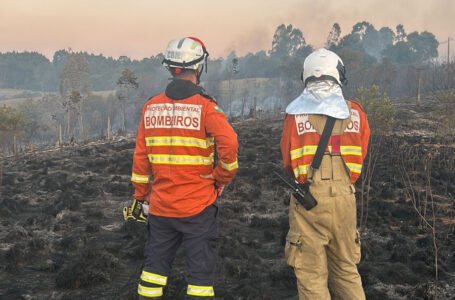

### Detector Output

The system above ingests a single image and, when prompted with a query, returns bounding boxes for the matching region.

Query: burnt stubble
[0,112,454,299]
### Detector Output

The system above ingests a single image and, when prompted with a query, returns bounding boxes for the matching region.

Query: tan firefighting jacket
[281,100,370,184]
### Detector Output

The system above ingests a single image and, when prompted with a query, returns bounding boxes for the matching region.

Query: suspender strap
[311,116,336,171]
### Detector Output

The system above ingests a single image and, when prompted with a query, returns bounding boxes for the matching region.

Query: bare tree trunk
[79,98,84,139]
[59,124,63,148]
[122,102,126,133]
[66,109,71,138]
[228,78,232,117]
[252,97,257,119]
[241,97,246,118]
[107,116,111,141]
[125,87,130,132]
[0,159,3,199]
[13,135,17,156]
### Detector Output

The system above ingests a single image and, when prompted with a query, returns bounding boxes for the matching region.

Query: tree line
[0,21,445,95]
[1,21,454,154]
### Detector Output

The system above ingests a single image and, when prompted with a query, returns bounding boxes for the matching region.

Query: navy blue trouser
[138,203,218,299]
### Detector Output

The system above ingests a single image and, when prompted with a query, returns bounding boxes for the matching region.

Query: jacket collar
[165,79,203,100]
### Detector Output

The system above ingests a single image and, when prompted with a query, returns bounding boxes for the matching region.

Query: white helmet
[162,37,209,72]
[302,48,347,87]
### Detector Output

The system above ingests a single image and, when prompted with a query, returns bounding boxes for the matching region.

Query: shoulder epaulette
[145,93,164,104]
[198,88,217,104]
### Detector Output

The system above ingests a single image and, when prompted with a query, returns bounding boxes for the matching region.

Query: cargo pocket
[320,156,331,180]
[333,156,351,182]
[353,230,361,264]
[284,231,302,267]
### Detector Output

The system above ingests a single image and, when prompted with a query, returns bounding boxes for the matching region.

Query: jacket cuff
[212,167,235,185]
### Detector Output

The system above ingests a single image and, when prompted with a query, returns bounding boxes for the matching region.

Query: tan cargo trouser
[285,155,365,300]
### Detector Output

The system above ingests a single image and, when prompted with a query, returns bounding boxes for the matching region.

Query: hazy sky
[0,0,453,60]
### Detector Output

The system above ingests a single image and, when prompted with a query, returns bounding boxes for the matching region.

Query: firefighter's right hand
[215,184,225,196]
[200,173,226,196]
[123,199,147,223]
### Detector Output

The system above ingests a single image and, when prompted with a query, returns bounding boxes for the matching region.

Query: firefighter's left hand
[200,174,225,196]
[123,198,147,223]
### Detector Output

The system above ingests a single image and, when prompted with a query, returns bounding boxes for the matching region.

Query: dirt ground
[0,109,454,299]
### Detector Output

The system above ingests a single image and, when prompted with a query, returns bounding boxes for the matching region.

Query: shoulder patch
[295,114,316,135]
[344,109,360,133]
[214,105,223,113]
[144,103,202,130]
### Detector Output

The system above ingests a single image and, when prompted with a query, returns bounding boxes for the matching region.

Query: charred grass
[0,114,454,299]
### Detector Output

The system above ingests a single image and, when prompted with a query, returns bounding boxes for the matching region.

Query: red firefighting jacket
[131,79,238,217]
[281,100,370,184]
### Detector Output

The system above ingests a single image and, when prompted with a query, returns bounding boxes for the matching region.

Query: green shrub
[355,85,395,134]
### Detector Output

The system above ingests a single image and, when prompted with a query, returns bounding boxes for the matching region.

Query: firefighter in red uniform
[128,37,238,299]
[281,49,370,299]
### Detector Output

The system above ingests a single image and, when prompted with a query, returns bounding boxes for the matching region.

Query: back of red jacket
[131,79,238,217]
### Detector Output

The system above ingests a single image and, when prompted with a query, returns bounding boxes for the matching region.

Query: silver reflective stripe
[340,146,362,156]
[141,271,167,286]
[290,146,317,160]
[145,136,214,149]
[187,284,215,296]
[148,153,214,165]
[138,284,163,298]
[220,159,238,171]
[293,164,310,177]
[346,162,362,173]
[131,172,150,184]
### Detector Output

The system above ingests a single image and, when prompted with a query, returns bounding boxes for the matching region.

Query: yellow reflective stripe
[293,164,310,177]
[290,145,317,160]
[220,159,238,171]
[148,153,214,165]
[141,271,167,286]
[346,162,362,173]
[138,284,163,297]
[131,172,150,184]
[187,285,215,297]
[340,146,362,156]
[341,151,362,156]
[145,136,214,149]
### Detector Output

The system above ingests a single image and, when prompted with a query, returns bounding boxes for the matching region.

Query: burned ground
[0,106,454,299]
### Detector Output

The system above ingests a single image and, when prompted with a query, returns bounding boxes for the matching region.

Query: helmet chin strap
[196,55,208,85]
[196,64,205,85]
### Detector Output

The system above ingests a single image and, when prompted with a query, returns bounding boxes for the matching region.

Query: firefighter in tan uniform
[281,48,370,299]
